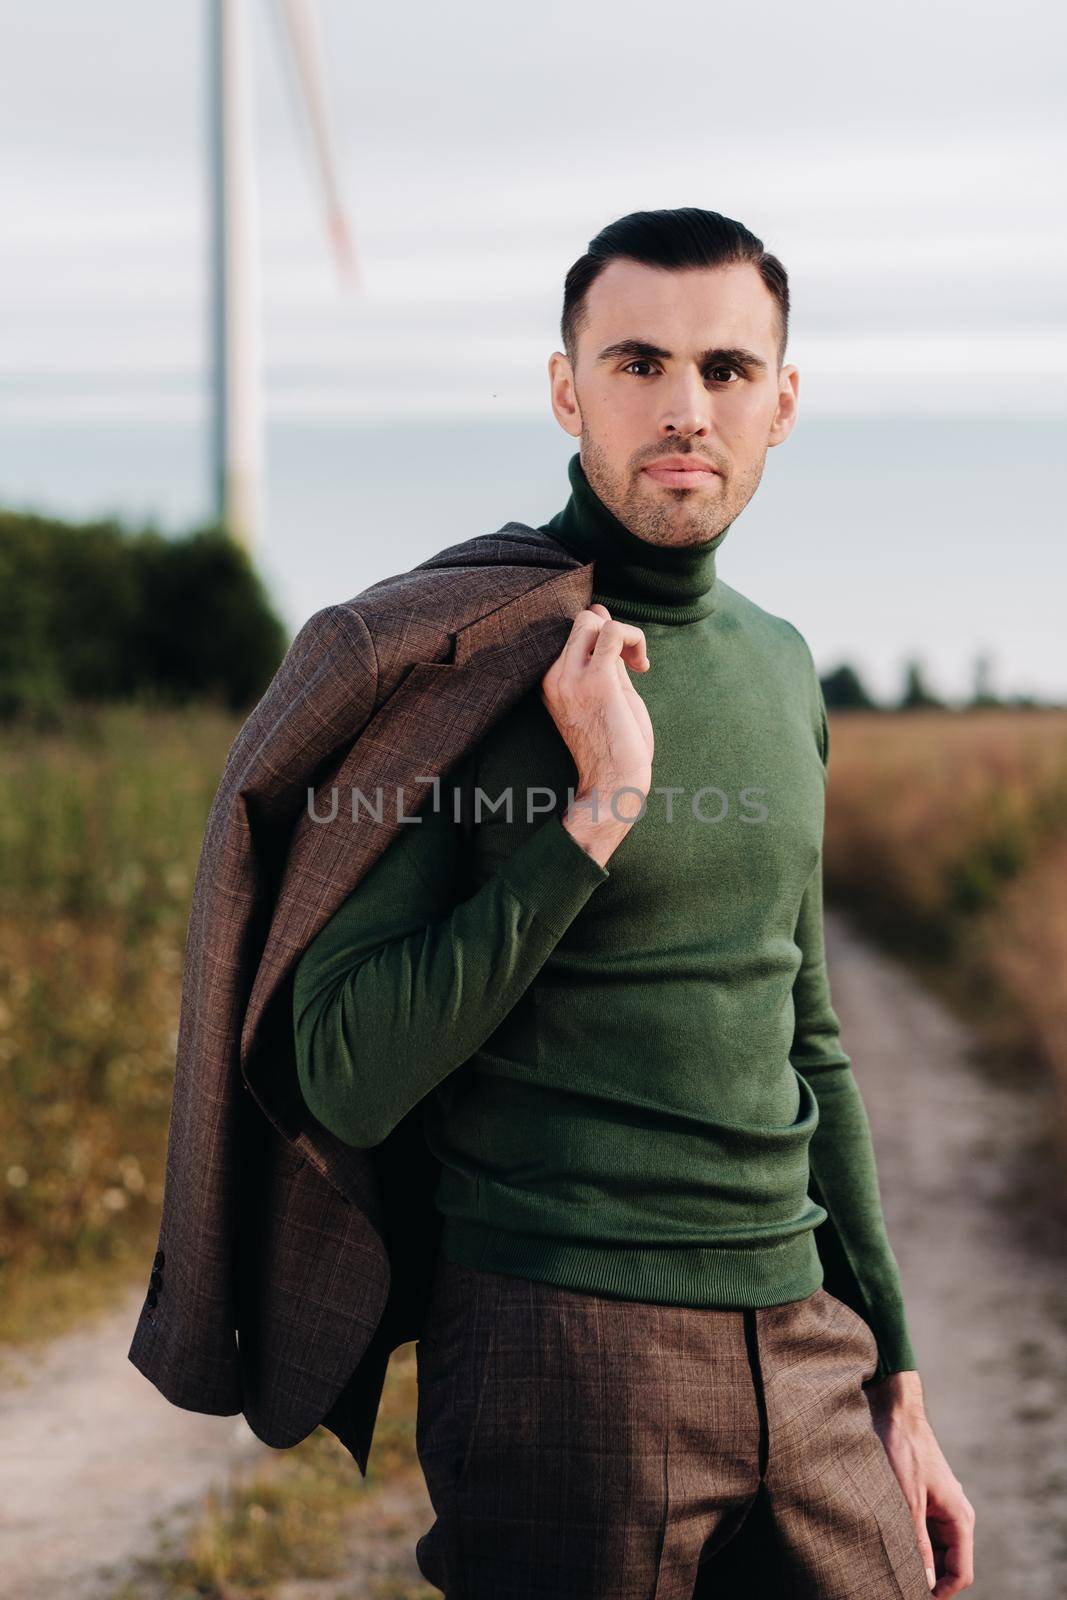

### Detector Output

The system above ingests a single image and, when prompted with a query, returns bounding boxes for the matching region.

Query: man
[292,207,974,1598]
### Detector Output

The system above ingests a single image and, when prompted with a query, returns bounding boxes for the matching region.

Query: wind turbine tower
[207,0,357,552]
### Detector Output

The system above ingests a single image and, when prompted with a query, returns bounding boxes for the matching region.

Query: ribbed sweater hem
[441,1216,825,1308]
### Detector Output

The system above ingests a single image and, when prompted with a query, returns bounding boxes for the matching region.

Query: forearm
[805,1067,918,1379]
[791,694,918,1382]
[293,810,608,1148]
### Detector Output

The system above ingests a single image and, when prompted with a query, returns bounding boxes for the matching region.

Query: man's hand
[866,1373,976,1596]
[541,603,653,868]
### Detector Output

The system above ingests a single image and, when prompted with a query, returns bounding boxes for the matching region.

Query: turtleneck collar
[539,450,732,626]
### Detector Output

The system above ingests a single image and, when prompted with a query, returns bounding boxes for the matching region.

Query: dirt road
[1,909,1064,1598]
[823,907,1067,1597]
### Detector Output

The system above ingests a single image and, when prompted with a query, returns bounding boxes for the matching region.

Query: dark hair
[561,207,789,370]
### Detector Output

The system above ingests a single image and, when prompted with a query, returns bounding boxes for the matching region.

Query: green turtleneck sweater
[292,451,918,1379]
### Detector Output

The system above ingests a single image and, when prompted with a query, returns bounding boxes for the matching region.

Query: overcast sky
[1,2,1064,705]
[2,0,1064,426]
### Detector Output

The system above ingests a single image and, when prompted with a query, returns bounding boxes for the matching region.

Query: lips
[643,460,720,485]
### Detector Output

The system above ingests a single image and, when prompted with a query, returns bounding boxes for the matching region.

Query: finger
[893,1482,934,1592]
[930,1521,975,1597]
[585,605,649,671]
[615,649,649,712]
[589,619,650,671]
[556,609,606,675]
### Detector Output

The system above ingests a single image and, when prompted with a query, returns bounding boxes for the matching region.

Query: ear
[548,350,583,440]
[768,364,799,447]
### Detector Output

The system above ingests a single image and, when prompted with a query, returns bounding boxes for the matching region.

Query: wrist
[563,784,641,868]
[570,779,648,823]
[865,1368,926,1420]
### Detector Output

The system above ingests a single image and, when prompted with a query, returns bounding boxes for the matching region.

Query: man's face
[548,258,799,549]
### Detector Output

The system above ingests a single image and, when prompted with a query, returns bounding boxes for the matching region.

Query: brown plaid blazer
[126,520,595,1476]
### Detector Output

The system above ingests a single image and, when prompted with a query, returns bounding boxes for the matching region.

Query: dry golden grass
[977,834,1067,1130]
[0,700,240,1342]
[825,707,1067,1130]
[826,709,1067,927]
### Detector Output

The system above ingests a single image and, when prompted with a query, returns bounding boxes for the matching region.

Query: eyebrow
[595,338,769,373]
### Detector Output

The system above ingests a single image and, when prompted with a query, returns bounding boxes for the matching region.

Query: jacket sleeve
[292,750,610,1150]
[126,601,381,1420]
[790,690,919,1380]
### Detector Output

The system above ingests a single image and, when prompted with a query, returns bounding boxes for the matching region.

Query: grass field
[823,708,1067,1130]
[0,701,238,1343]
[3,701,1066,1345]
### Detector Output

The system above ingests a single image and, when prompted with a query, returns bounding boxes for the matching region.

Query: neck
[539,451,732,626]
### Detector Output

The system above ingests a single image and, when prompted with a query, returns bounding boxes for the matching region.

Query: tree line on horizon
[820,657,1056,713]
[0,503,1056,726]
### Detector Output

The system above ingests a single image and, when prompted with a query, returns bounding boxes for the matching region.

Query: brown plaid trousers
[414,1256,931,1599]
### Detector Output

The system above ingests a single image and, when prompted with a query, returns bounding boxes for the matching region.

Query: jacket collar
[447,552,594,669]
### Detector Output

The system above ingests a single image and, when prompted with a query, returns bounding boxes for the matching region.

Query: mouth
[642,462,721,488]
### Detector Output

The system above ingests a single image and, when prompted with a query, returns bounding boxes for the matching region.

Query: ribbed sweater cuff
[873,1322,920,1380]
[497,813,610,936]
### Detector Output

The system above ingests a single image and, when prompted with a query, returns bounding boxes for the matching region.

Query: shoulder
[717,580,827,761]
[717,579,816,666]
[330,523,587,691]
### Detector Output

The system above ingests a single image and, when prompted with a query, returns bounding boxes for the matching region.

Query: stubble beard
[581,430,768,551]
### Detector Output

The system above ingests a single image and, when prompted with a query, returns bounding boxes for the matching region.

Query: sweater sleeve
[292,751,610,1150]
[790,693,919,1380]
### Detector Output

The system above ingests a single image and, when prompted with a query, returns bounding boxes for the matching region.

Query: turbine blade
[275,0,360,289]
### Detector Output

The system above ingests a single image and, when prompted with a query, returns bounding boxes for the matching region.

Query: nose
[658,367,713,439]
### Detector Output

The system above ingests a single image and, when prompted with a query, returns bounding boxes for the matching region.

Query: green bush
[0,509,288,723]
